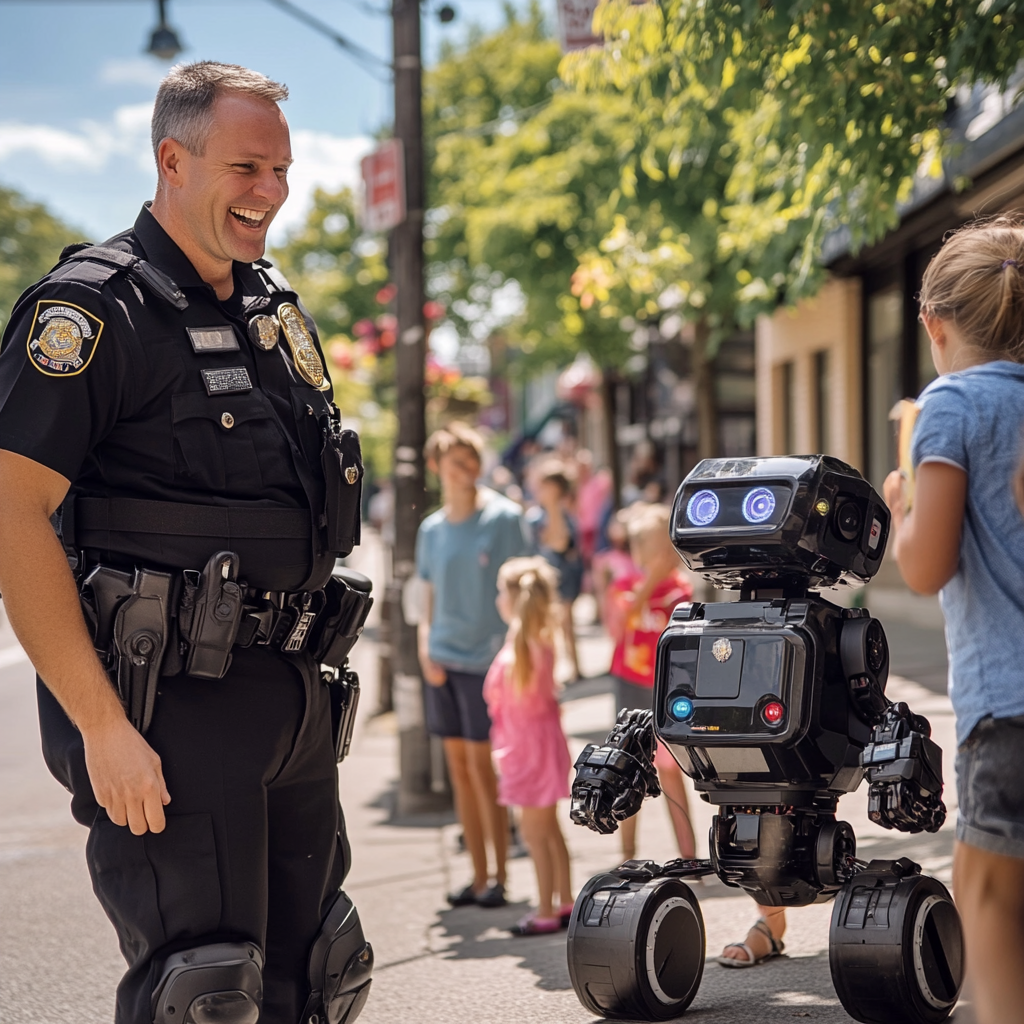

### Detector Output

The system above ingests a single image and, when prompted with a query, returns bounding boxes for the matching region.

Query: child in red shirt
[606,503,696,864]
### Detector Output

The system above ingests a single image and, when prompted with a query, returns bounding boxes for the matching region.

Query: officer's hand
[82,715,171,835]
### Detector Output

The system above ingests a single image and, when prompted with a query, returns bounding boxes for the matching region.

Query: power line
[262,0,392,79]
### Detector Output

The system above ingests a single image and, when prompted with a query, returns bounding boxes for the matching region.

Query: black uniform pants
[37,646,348,1024]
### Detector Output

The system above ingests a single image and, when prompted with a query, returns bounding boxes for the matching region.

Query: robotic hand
[571,709,660,834]
[862,701,946,833]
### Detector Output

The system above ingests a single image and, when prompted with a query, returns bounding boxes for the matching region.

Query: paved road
[0,560,975,1024]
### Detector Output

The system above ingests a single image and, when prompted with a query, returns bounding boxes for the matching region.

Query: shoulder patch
[26,300,103,377]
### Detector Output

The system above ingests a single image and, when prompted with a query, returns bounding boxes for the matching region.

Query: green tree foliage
[425,4,640,370]
[562,0,1024,328]
[0,186,80,332]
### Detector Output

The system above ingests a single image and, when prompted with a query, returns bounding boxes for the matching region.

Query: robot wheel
[566,872,705,1020]
[830,865,964,1024]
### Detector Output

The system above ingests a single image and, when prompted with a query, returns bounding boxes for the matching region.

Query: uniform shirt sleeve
[910,378,970,474]
[0,280,135,482]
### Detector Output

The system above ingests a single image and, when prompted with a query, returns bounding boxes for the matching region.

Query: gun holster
[82,564,173,734]
[178,551,244,680]
[311,569,373,669]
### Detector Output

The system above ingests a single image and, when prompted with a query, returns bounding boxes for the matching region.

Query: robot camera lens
[670,697,695,721]
[741,487,776,524]
[686,489,720,527]
[834,501,863,541]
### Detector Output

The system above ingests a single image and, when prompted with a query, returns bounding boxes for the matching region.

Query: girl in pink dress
[484,556,574,935]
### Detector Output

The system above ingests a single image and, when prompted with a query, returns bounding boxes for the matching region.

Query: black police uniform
[0,205,366,1023]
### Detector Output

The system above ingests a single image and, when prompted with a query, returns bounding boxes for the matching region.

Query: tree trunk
[693,316,719,462]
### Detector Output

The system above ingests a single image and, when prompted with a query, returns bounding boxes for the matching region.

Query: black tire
[830,871,963,1024]
[567,873,705,1021]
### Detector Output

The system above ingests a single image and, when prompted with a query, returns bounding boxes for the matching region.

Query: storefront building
[757,82,1024,492]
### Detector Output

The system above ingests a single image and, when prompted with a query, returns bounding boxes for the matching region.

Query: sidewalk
[0,545,971,1023]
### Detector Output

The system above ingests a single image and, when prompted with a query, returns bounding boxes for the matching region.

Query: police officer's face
[179,92,292,265]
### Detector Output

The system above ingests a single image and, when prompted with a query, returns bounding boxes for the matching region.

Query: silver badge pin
[248,314,280,351]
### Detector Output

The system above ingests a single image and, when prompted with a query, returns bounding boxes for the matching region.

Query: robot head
[671,456,890,591]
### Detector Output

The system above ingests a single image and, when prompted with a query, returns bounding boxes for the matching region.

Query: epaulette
[252,257,293,294]
[55,243,188,311]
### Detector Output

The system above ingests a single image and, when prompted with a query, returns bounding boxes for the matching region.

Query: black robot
[567,456,963,1024]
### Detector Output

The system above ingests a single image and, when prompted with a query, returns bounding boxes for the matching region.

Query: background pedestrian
[605,503,696,863]
[885,218,1024,1024]
[416,422,530,908]
[485,556,574,935]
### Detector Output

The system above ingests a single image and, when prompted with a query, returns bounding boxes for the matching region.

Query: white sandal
[714,917,784,968]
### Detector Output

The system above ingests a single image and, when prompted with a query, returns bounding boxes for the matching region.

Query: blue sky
[0,0,529,243]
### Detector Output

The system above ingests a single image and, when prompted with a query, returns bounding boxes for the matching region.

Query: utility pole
[390,0,444,815]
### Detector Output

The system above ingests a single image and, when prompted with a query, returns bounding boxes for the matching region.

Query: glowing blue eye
[742,487,777,524]
[670,697,694,721]
[686,489,720,526]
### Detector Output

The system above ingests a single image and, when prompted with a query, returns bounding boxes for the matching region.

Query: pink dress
[483,641,571,808]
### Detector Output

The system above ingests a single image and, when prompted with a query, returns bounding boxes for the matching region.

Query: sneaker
[475,882,506,908]
[447,883,478,907]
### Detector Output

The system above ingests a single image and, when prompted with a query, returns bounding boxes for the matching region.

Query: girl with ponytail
[484,556,574,935]
[885,216,1024,1024]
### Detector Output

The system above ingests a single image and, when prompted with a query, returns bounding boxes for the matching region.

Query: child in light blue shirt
[885,218,1024,1024]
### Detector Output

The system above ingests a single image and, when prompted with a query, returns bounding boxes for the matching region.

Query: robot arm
[861,701,946,833]
[570,709,661,834]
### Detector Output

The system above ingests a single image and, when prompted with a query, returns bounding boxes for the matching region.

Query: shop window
[781,361,796,453]
[814,350,831,454]
[867,287,902,491]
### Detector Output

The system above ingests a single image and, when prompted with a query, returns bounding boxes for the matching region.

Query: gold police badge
[26,300,103,377]
[277,302,330,391]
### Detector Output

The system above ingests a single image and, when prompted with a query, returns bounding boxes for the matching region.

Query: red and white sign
[556,0,602,51]
[361,139,406,234]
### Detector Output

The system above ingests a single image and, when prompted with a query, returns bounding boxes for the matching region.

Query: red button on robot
[762,700,785,725]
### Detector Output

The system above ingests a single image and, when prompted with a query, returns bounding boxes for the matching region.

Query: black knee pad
[152,942,263,1024]
[301,891,373,1024]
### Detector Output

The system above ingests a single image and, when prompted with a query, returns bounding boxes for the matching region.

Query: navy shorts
[423,668,492,742]
[956,714,1024,859]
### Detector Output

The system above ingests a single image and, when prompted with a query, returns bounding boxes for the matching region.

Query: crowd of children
[414,218,1024,1024]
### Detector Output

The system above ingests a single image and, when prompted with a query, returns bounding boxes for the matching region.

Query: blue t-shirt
[911,361,1024,744]
[416,489,530,674]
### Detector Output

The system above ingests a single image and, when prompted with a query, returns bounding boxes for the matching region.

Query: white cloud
[270,130,373,242]
[98,57,166,88]
[0,103,154,173]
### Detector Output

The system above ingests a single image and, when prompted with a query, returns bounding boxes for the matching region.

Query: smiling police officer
[0,63,372,1024]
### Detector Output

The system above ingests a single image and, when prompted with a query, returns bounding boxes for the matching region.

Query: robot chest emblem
[712,638,733,663]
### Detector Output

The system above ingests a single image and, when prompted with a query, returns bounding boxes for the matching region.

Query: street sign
[361,139,406,234]
[556,0,602,51]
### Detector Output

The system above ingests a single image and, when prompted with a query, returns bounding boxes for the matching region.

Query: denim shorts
[422,668,492,742]
[956,714,1024,859]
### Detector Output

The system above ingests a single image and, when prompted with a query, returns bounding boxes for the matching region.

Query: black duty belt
[76,496,310,539]
[236,586,325,653]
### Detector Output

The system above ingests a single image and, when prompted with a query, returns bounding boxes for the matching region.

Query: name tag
[201,366,252,395]
[188,325,239,353]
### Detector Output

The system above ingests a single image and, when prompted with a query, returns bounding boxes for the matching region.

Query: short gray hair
[151,61,288,159]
